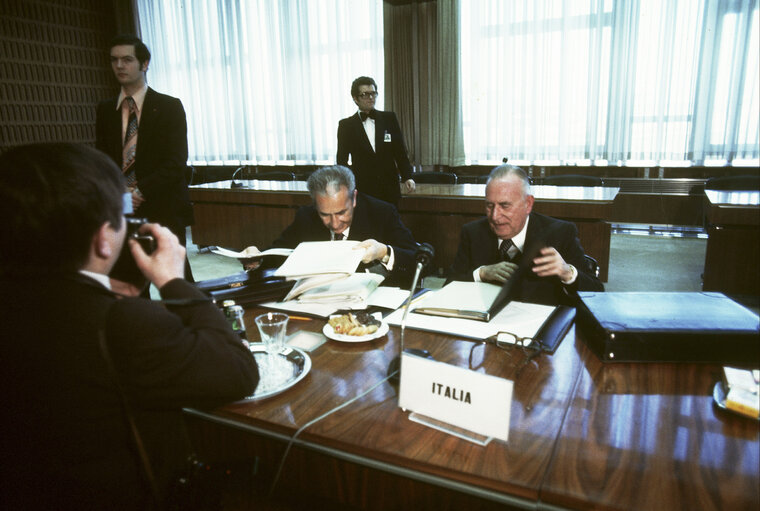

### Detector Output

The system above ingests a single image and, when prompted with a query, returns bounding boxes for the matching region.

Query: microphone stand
[388,244,433,383]
[230,165,246,188]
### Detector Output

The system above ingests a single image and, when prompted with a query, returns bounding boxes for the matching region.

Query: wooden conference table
[184,306,759,510]
[188,181,618,281]
[703,189,760,296]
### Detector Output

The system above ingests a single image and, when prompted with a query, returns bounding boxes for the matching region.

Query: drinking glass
[255,312,289,356]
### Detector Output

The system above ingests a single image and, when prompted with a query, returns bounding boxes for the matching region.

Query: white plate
[323,320,389,343]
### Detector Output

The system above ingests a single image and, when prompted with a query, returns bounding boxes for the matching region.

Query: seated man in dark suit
[0,143,259,510]
[242,165,418,286]
[449,164,603,305]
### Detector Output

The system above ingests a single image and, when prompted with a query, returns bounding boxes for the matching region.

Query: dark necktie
[499,239,516,262]
[332,232,346,241]
[121,96,138,189]
[360,110,376,122]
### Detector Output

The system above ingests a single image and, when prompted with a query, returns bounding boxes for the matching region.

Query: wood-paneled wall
[0,0,118,153]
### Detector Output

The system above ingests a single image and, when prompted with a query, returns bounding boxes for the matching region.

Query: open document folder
[284,273,383,303]
[385,282,572,350]
[274,240,364,279]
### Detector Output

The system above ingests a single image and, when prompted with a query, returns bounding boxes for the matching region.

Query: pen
[288,315,313,321]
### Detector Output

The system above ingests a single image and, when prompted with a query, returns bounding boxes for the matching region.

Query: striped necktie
[121,96,138,188]
[499,239,515,261]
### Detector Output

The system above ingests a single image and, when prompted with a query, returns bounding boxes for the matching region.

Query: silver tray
[238,343,311,402]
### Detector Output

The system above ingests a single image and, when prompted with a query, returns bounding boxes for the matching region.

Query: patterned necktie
[499,239,515,262]
[121,96,138,189]
[332,232,346,241]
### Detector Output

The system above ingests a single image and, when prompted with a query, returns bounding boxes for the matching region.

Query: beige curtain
[384,0,465,169]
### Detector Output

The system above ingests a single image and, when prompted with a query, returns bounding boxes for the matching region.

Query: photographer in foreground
[0,143,259,509]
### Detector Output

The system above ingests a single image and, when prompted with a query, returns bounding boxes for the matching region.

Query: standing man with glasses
[96,34,195,283]
[337,76,416,207]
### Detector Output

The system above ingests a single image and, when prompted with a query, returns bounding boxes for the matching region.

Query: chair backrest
[583,254,600,279]
[704,175,760,191]
[255,171,297,181]
[542,174,603,187]
[413,171,458,184]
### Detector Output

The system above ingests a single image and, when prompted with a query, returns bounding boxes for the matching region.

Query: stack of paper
[722,366,760,419]
[275,240,364,279]
[385,282,555,340]
[294,273,384,304]
[272,240,366,301]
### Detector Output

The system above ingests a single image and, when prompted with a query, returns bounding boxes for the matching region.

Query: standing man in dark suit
[0,143,258,509]
[242,165,419,286]
[96,34,194,280]
[449,164,603,305]
[337,76,416,206]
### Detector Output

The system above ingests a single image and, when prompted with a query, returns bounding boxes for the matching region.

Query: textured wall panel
[0,0,117,152]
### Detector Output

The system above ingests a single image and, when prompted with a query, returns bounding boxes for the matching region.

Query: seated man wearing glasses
[242,165,419,287]
[336,76,415,206]
[449,164,603,306]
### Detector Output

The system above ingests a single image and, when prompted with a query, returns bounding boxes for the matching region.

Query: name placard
[398,352,513,442]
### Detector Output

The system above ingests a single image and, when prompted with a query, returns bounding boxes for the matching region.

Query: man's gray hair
[487,164,531,196]
[307,165,356,200]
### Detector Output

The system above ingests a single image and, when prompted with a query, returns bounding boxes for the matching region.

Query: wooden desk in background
[189,181,618,281]
[703,189,760,296]
[184,307,759,511]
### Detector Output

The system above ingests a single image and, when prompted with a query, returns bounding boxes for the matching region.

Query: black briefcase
[195,268,294,308]
[576,292,760,365]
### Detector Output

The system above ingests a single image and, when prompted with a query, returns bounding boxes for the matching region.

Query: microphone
[415,242,435,267]
[388,243,435,383]
[230,166,246,188]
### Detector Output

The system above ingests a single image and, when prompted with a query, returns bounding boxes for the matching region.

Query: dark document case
[576,292,760,364]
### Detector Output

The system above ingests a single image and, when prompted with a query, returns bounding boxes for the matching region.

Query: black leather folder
[576,292,760,364]
[534,305,576,353]
[195,268,294,308]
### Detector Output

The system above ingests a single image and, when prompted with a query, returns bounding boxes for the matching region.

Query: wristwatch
[381,245,392,264]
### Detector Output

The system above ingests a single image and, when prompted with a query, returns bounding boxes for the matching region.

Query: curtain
[136,0,383,165]
[460,0,759,166]
[384,0,465,168]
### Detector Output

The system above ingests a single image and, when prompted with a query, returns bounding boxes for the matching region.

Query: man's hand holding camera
[129,223,186,289]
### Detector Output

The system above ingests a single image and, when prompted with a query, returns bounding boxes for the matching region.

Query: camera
[110,216,153,290]
[126,217,155,254]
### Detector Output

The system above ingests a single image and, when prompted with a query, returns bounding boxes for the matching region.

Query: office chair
[704,175,760,191]
[583,254,600,279]
[542,174,603,187]
[413,171,458,184]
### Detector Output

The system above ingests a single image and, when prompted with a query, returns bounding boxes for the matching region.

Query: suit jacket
[96,88,193,234]
[1,274,258,509]
[449,213,604,306]
[270,192,418,286]
[337,110,413,205]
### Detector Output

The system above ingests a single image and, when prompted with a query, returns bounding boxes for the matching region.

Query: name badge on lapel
[384,131,392,143]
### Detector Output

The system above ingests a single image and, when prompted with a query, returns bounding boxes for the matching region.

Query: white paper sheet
[385,291,555,340]
[274,240,365,278]
[211,246,293,259]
